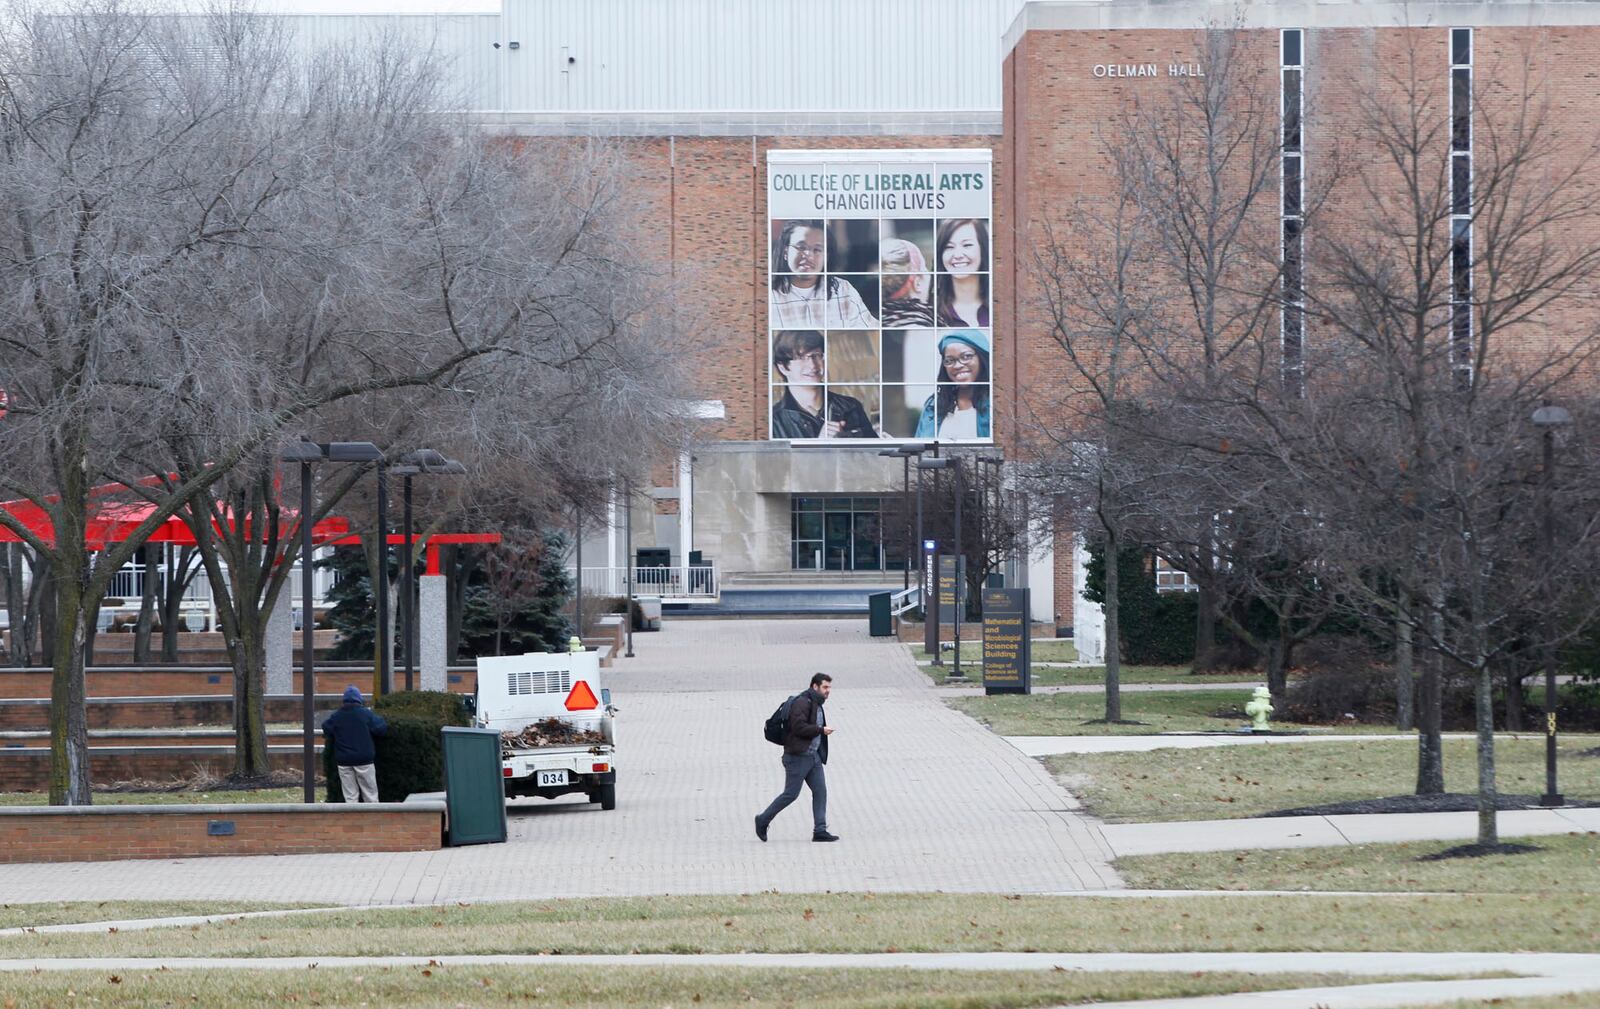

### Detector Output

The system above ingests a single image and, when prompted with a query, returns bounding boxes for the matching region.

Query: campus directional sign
[982,588,1031,695]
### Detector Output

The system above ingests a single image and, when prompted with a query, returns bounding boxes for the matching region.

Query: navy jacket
[321,703,389,767]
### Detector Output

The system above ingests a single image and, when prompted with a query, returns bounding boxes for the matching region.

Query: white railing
[572,565,720,603]
[890,584,920,616]
[99,563,336,610]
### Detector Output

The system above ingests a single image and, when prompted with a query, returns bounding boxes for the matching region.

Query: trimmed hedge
[324,690,470,803]
[1082,544,1198,665]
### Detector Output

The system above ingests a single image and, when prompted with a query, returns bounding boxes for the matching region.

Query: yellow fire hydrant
[569,635,584,654]
[1245,686,1274,733]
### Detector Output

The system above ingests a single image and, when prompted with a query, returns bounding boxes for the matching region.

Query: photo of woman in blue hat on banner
[914,330,990,440]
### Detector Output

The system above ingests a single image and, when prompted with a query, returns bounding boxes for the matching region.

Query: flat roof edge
[1003,2,1600,56]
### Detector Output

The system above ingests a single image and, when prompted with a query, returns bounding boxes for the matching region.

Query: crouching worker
[322,685,389,802]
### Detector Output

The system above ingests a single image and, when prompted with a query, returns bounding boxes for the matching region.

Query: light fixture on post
[918,456,964,680]
[391,450,464,693]
[281,439,383,803]
[1531,403,1572,808]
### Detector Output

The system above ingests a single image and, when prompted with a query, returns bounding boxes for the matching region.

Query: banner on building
[767,149,994,445]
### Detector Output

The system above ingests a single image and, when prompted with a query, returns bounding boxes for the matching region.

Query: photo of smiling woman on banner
[935,218,989,328]
[770,219,878,328]
[914,330,990,440]
[771,330,879,440]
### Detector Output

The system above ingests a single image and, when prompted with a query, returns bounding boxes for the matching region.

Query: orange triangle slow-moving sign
[564,680,599,711]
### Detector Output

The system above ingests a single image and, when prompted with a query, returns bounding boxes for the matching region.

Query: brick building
[282,0,1600,631]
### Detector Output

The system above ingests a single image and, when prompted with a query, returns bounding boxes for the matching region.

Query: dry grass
[950,688,1392,735]
[0,787,304,807]
[1116,832,1600,893]
[2,892,1598,958]
[0,902,304,929]
[0,965,1428,1009]
[1053,736,1600,822]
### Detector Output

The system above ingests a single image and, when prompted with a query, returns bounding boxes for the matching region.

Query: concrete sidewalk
[1104,805,1600,856]
[942,681,1263,696]
[0,620,1119,904]
[1,950,1598,1009]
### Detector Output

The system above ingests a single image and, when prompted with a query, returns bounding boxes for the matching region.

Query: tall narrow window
[1450,27,1473,385]
[1280,29,1305,396]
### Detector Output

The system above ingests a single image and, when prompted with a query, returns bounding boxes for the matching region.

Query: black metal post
[902,454,911,592]
[575,509,583,643]
[624,481,634,659]
[376,462,391,695]
[402,474,414,692]
[1541,425,1563,807]
[300,460,316,803]
[951,461,965,681]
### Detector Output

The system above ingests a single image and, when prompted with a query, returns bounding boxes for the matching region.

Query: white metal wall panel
[497,0,1022,113]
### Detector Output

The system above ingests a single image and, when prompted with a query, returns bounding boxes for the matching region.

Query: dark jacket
[321,703,389,767]
[783,688,828,763]
[771,389,878,440]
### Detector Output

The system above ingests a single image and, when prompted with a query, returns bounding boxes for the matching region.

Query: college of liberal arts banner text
[767,149,993,444]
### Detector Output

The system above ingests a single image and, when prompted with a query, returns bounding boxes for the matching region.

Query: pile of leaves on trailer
[501,717,606,753]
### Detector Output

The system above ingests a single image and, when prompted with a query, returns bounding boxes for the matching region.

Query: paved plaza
[0,619,1120,904]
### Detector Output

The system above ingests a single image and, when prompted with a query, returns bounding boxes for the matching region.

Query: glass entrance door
[792,497,885,571]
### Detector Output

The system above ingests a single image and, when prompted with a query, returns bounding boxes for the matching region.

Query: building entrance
[792,497,904,571]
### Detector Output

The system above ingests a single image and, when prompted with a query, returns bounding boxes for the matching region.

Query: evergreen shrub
[324,690,470,803]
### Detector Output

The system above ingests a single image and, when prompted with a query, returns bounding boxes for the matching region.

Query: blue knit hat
[343,685,363,704]
[938,329,989,357]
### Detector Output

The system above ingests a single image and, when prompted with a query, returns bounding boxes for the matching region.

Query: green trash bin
[868,591,893,637]
[440,726,507,846]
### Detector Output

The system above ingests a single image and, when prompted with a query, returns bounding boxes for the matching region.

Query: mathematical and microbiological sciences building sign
[767,149,994,444]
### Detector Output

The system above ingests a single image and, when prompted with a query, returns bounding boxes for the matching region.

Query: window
[1281,29,1306,397]
[1450,28,1473,382]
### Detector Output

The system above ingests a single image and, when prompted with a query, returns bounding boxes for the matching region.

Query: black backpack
[763,694,799,745]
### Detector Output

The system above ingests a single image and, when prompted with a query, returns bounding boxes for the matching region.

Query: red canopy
[0,488,350,549]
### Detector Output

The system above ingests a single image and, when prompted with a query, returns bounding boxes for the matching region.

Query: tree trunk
[1265,635,1289,708]
[1475,663,1498,847]
[230,615,272,780]
[1103,530,1122,722]
[5,545,28,666]
[1193,527,1216,669]
[160,550,187,663]
[1395,604,1414,732]
[38,559,57,668]
[1415,587,1446,795]
[48,580,92,805]
[134,543,158,664]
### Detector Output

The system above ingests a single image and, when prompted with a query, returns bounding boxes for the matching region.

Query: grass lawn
[949,688,1388,736]
[0,902,305,929]
[0,966,1427,1009]
[1117,832,1600,893]
[924,663,1217,687]
[913,639,1076,664]
[0,787,305,807]
[4,892,1600,957]
[1052,736,1600,822]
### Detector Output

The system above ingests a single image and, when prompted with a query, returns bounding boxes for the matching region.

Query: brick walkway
[0,620,1118,904]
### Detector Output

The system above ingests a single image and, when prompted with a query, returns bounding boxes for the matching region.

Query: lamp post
[281,439,383,803]
[623,478,635,659]
[391,450,464,692]
[880,444,926,592]
[919,456,964,680]
[977,455,1005,584]
[1533,404,1571,808]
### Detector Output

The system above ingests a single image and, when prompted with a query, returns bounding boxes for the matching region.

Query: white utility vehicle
[474,650,617,810]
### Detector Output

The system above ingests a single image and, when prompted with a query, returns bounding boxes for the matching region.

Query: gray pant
[337,763,379,803]
[757,752,827,833]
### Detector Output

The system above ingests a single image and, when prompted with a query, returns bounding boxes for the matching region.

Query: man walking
[321,685,389,803]
[756,673,838,842]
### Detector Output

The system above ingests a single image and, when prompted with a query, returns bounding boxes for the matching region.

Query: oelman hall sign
[1091,62,1205,78]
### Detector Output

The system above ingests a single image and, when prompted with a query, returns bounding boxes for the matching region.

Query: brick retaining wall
[0,801,444,862]
[0,746,313,791]
[0,695,346,731]
[0,667,477,700]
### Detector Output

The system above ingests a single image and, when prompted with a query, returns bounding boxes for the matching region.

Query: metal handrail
[890,584,920,616]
